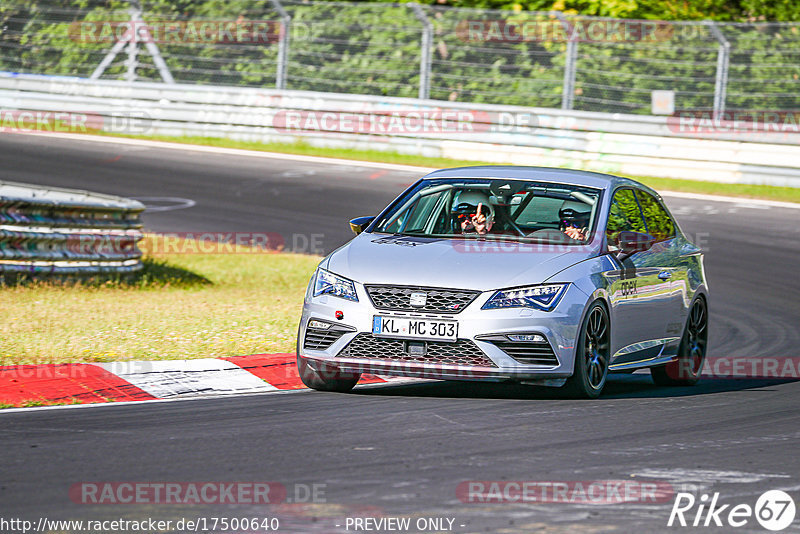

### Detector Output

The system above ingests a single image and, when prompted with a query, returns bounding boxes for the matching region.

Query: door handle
[658,271,672,281]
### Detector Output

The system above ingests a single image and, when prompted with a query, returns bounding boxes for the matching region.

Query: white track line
[8,131,433,173]
[659,190,800,209]
[0,374,427,415]
[0,387,308,415]
[10,130,799,209]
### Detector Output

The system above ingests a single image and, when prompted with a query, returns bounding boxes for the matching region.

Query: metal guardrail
[1,73,800,187]
[0,179,145,277]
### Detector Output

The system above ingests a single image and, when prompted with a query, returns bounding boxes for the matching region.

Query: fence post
[556,12,577,110]
[268,0,291,90]
[706,21,730,118]
[90,40,126,80]
[140,26,175,82]
[125,7,140,83]
[410,3,433,100]
[91,0,174,83]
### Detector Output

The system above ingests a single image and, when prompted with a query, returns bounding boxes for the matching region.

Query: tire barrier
[0,180,144,277]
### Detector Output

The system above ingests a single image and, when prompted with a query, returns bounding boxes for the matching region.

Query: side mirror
[349,216,375,235]
[616,231,655,257]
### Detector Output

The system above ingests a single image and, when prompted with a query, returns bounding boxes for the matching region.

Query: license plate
[372,316,458,342]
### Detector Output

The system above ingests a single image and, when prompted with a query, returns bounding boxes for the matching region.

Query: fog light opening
[507,334,546,343]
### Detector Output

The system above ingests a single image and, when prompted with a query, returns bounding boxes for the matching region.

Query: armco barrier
[0,180,144,277]
[1,73,800,187]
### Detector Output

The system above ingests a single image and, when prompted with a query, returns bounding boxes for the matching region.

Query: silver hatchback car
[297,166,708,398]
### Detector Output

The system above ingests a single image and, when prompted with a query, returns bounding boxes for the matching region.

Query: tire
[296,329,360,392]
[651,297,708,386]
[297,354,360,392]
[563,302,611,399]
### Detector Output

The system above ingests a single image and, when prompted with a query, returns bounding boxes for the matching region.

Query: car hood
[325,234,598,292]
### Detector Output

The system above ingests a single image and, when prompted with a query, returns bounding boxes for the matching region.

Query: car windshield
[372,178,602,244]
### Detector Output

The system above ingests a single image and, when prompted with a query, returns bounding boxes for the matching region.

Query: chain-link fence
[1,0,799,115]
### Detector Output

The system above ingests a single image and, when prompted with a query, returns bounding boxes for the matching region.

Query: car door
[634,189,687,341]
[603,188,671,364]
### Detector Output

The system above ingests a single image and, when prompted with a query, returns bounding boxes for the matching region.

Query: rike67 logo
[669,490,796,531]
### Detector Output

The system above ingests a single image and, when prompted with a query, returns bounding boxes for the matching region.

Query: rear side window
[635,190,675,242]
[606,188,646,245]
[514,196,563,226]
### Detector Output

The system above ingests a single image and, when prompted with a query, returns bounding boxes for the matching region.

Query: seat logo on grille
[409,292,427,307]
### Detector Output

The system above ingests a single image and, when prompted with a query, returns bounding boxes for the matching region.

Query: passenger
[560,206,590,241]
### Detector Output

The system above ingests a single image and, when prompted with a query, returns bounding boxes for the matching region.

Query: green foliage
[740,0,800,21]
[426,9,565,105]
[413,0,800,21]
[282,1,424,96]
[1,1,798,113]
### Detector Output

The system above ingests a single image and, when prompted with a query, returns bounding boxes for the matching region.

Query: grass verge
[102,133,800,204]
[0,399,82,409]
[1,236,319,365]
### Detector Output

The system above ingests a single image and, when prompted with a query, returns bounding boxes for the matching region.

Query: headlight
[482,284,567,311]
[313,268,358,302]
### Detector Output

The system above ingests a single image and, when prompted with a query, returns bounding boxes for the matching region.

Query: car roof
[422,166,651,194]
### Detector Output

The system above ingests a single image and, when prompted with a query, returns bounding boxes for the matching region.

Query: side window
[606,188,646,245]
[401,190,447,233]
[635,190,675,242]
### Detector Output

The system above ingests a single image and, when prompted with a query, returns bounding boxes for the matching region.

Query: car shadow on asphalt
[352,373,798,401]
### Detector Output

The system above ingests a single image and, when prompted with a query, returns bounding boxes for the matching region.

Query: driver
[451,191,495,235]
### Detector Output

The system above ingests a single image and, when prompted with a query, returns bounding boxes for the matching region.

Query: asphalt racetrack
[2,133,799,533]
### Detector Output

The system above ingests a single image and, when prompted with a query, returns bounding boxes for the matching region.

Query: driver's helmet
[451,190,495,232]
[559,201,591,230]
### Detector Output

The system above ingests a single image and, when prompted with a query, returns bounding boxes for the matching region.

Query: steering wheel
[528,228,582,244]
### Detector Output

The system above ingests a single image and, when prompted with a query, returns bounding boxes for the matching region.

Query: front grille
[365,285,479,314]
[303,323,355,351]
[489,339,559,366]
[337,333,497,367]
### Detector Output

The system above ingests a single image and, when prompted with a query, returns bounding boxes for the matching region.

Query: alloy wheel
[584,306,610,390]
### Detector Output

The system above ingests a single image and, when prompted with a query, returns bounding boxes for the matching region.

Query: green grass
[0,399,82,410]
[1,236,319,365]
[102,133,800,204]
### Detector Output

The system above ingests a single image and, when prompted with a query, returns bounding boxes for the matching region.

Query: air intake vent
[303,321,355,351]
[337,334,497,368]
[480,334,559,366]
[365,285,479,314]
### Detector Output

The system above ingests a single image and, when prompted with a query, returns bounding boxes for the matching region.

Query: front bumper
[298,282,589,383]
